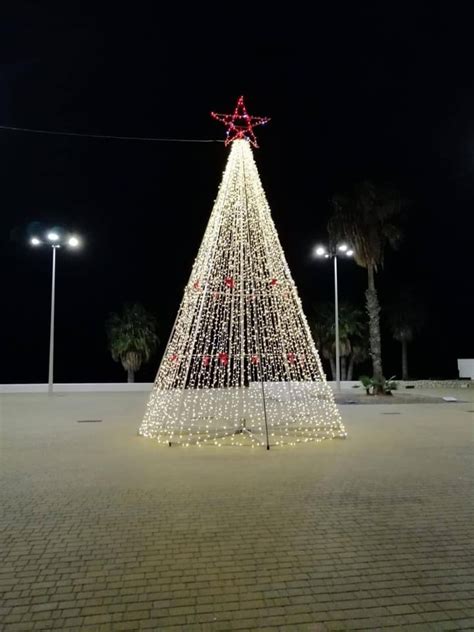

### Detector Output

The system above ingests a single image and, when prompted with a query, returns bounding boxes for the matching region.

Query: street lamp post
[48,242,58,393]
[30,231,81,394]
[313,243,353,392]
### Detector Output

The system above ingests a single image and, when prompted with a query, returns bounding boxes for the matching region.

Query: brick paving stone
[1,392,473,631]
[433,622,464,630]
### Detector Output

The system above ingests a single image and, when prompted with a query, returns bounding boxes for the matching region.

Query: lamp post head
[313,242,354,260]
[29,229,82,249]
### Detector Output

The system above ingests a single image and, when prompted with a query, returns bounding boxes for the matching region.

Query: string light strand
[0,124,223,143]
[139,137,346,448]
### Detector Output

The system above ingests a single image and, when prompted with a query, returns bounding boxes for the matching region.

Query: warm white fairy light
[139,139,346,447]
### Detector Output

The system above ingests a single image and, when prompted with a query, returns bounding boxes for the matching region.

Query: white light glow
[338,244,348,252]
[30,237,41,246]
[47,232,59,242]
[139,140,345,448]
[346,249,354,256]
[315,246,326,256]
[68,236,80,247]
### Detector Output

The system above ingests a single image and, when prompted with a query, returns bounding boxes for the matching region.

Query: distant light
[338,244,348,252]
[324,254,330,258]
[346,249,354,257]
[68,236,80,247]
[47,232,60,242]
[315,246,326,256]
[30,237,41,246]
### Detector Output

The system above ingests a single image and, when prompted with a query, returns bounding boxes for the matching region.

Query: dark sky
[2,2,473,383]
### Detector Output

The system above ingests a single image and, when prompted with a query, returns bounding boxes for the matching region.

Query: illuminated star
[211,96,270,148]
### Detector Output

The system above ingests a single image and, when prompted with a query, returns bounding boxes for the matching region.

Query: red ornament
[218,352,229,366]
[193,279,200,290]
[170,353,178,362]
[287,352,296,365]
[202,355,211,367]
[270,278,278,286]
[224,277,235,289]
[211,96,270,148]
[251,354,260,365]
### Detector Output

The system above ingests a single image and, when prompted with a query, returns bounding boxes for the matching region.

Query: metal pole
[48,246,57,394]
[334,254,341,391]
[241,150,270,450]
[260,377,270,450]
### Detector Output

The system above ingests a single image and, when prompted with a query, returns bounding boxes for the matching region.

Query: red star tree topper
[211,96,270,148]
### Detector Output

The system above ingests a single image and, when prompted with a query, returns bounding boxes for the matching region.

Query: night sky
[2,3,473,384]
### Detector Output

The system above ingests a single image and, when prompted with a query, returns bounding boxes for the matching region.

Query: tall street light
[30,231,82,393]
[313,243,354,392]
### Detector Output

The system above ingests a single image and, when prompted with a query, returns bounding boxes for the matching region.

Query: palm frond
[106,303,159,370]
[328,180,404,271]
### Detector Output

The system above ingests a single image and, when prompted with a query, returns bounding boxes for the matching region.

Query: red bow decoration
[170,353,178,362]
[218,352,229,366]
[193,279,200,290]
[224,277,235,289]
[251,354,260,365]
[270,278,278,286]
[287,352,296,365]
[202,355,210,367]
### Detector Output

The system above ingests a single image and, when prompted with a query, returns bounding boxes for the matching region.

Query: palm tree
[387,291,424,380]
[328,180,402,391]
[337,303,366,380]
[311,304,337,379]
[106,303,159,382]
[347,343,369,381]
[312,302,366,380]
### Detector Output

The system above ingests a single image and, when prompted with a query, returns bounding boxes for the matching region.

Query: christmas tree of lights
[139,97,346,448]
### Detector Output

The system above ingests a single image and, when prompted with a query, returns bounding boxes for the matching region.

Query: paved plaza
[1,391,473,631]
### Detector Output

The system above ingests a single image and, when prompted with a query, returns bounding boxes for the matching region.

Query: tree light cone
[139,139,346,447]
